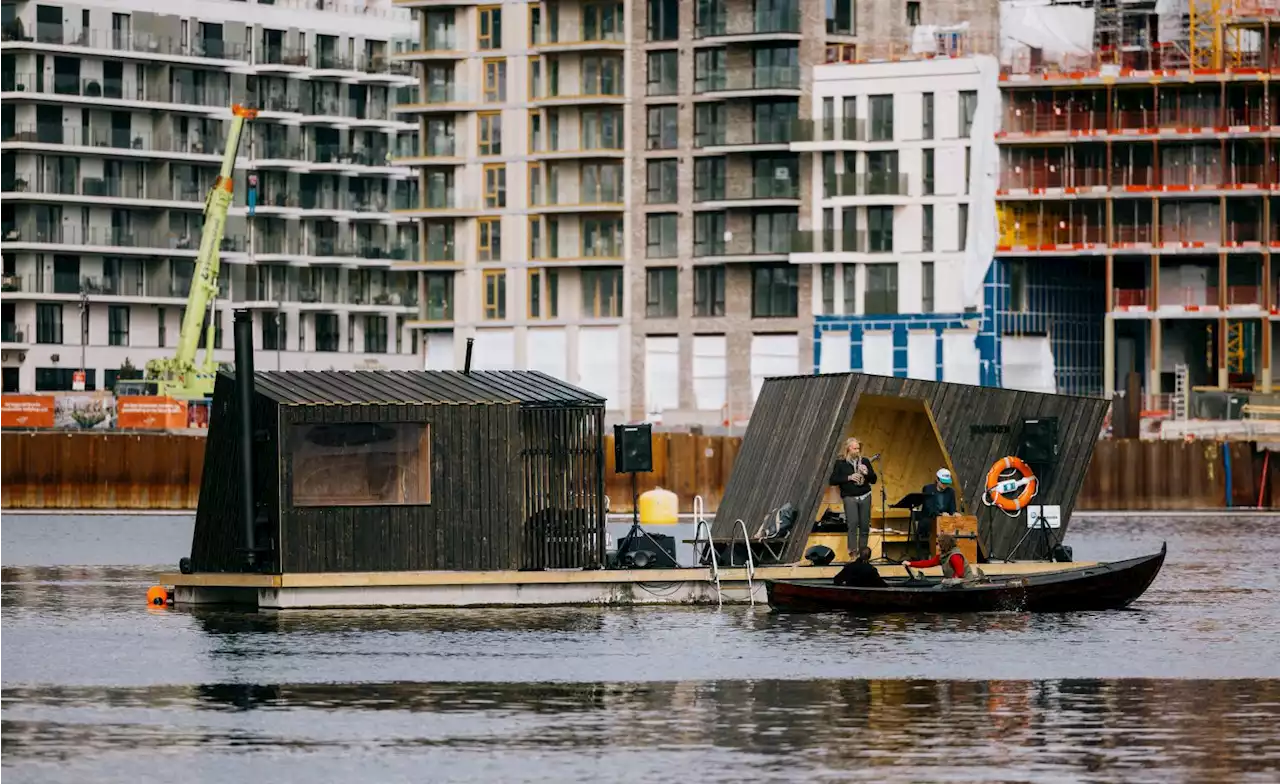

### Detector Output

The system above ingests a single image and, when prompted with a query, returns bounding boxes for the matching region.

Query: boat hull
[765,545,1167,614]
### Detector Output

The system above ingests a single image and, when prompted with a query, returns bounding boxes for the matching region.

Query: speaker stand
[614,471,676,568]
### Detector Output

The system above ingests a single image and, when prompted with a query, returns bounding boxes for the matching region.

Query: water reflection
[4,679,1279,782]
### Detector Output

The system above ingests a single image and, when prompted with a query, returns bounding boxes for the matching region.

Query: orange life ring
[982,456,1039,515]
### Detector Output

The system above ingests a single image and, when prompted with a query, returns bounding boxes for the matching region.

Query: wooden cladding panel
[713,374,1111,564]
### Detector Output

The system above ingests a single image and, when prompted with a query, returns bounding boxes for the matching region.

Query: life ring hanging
[981,456,1039,516]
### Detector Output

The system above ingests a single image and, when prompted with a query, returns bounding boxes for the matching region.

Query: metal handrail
[730,518,756,606]
[692,519,722,607]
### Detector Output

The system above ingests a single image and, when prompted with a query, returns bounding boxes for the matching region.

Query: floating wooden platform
[159,561,1099,609]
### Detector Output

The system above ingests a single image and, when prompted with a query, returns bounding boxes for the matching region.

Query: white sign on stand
[1026,505,1062,529]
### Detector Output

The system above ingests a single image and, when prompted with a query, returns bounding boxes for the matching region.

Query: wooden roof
[221,369,606,407]
[712,373,1110,562]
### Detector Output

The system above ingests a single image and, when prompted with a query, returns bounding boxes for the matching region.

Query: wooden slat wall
[278,401,524,573]
[601,433,741,512]
[711,374,1112,563]
[520,406,606,570]
[710,374,860,557]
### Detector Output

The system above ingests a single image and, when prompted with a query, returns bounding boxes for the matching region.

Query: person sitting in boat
[830,438,877,557]
[917,468,958,546]
[901,534,978,585]
[833,547,887,588]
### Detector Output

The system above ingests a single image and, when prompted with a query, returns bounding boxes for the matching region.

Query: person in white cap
[911,467,958,558]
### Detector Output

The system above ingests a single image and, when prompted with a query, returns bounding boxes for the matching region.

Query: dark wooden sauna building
[710,373,1111,562]
[189,369,607,574]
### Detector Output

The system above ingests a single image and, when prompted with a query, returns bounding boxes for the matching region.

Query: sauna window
[289,422,430,507]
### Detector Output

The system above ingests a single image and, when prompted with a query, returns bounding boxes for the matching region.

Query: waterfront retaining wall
[2,431,1275,512]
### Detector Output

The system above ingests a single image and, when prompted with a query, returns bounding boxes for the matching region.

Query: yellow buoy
[638,487,679,525]
[146,585,169,607]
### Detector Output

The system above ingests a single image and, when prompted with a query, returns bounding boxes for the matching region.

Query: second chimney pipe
[233,309,257,567]
[463,337,474,374]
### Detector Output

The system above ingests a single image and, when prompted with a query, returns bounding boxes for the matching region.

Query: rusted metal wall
[3,431,1276,512]
[1,431,204,509]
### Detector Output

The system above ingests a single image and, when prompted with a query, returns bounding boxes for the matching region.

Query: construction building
[996,0,1280,403]
[1,0,423,394]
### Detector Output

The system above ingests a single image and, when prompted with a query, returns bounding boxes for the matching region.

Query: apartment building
[1,0,422,394]
[996,0,1279,401]
[793,53,1006,388]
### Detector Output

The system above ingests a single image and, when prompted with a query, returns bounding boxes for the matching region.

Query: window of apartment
[694,49,726,93]
[582,267,624,317]
[753,45,798,88]
[865,264,898,315]
[157,306,167,347]
[648,0,678,41]
[315,313,339,352]
[425,118,455,156]
[868,95,894,141]
[424,10,455,50]
[529,2,542,44]
[263,312,287,350]
[822,151,836,198]
[842,264,856,313]
[964,147,971,195]
[647,214,678,258]
[582,55,623,96]
[483,269,507,319]
[752,265,798,318]
[820,264,835,315]
[647,105,678,150]
[922,92,934,139]
[36,303,63,344]
[425,272,454,320]
[1008,260,1028,312]
[752,211,797,254]
[529,55,543,98]
[478,217,501,261]
[647,159,678,203]
[960,90,978,137]
[696,0,726,36]
[694,156,725,201]
[425,220,455,260]
[921,261,935,313]
[478,112,502,155]
[866,150,899,195]
[694,212,726,257]
[581,161,623,203]
[483,58,507,102]
[868,206,893,252]
[583,0,624,40]
[922,204,934,252]
[646,267,679,318]
[827,0,854,33]
[528,268,560,319]
[753,100,797,143]
[581,108,623,149]
[907,1,921,25]
[647,51,678,96]
[583,217,623,257]
[108,305,129,346]
[483,163,506,207]
[959,204,969,251]
[922,148,935,195]
[478,6,502,49]
[36,368,94,391]
[694,266,726,317]
[364,315,389,354]
[695,103,727,147]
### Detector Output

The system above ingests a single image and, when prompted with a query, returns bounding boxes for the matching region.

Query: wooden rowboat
[765,543,1167,614]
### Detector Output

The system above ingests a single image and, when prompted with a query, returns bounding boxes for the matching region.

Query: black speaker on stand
[612,423,676,569]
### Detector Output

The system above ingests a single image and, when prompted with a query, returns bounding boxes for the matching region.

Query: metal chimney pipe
[463,337,475,374]
[232,309,257,566]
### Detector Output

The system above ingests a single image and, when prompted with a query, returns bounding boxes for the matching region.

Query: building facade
[1,0,423,394]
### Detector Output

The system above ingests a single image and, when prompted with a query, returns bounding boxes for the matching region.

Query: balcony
[530,191,626,213]
[3,175,185,203]
[3,273,194,299]
[9,26,248,61]
[828,172,911,198]
[695,67,801,96]
[393,83,471,113]
[694,8,801,40]
[695,121,796,151]
[1,222,247,253]
[2,124,225,156]
[253,46,312,68]
[790,230,867,255]
[695,175,800,206]
[790,118,866,145]
[1,322,31,344]
[531,26,626,49]
[313,145,395,168]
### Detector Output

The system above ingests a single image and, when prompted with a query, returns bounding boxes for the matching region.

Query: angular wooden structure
[711,373,1111,562]
[190,370,607,574]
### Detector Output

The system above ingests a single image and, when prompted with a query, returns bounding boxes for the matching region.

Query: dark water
[3,514,1280,783]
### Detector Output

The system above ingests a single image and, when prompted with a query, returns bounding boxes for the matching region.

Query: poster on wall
[0,395,56,428]
[117,396,188,430]
[53,394,117,430]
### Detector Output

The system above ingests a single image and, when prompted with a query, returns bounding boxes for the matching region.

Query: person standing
[830,438,877,558]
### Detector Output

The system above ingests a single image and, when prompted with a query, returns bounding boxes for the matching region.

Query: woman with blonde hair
[829,437,877,558]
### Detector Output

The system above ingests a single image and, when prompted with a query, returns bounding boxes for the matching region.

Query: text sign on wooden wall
[969,424,1012,435]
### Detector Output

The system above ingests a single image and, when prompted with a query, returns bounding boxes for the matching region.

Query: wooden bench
[1242,404,1280,420]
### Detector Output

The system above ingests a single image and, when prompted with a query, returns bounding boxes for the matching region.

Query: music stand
[884,492,927,562]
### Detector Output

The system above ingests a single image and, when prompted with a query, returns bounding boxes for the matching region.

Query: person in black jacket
[833,547,887,588]
[830,437,877,557]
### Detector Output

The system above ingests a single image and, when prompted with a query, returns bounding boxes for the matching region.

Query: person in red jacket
[901,534,973,580]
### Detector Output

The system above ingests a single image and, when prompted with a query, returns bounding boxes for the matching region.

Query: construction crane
[140,104,258,399]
